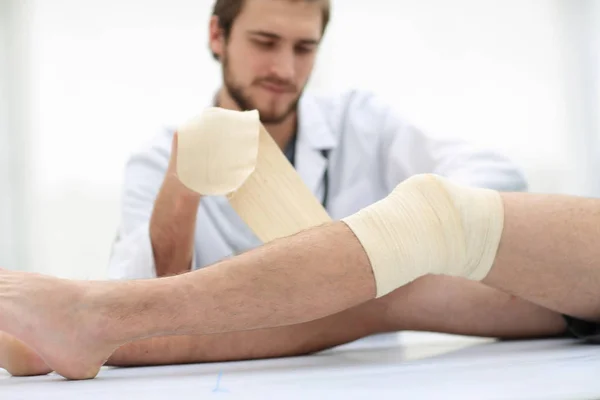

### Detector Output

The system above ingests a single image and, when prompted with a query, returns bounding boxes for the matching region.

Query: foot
[0,332,52,376]
[0,269,119,380]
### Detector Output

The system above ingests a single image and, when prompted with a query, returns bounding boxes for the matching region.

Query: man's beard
[222,54,302,124]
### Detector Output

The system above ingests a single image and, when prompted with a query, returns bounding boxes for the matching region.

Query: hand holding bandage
[176,108,505,299]
[176,107,331,243]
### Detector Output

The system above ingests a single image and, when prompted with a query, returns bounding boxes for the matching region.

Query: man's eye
[295,46,314,55]
[254,40,275,49]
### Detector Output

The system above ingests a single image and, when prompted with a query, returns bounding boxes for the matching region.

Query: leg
[0,274,565,376]
[0,223,379,379]
[4,179,600,378]
[106,275,566,367]
[483,193,600,321]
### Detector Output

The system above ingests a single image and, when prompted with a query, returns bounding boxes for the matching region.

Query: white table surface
[1,332,599,399]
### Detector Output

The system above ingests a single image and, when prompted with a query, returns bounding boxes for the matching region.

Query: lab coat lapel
[294,94,337,198]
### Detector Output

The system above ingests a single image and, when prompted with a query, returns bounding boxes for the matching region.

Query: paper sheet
[2,334,599,399]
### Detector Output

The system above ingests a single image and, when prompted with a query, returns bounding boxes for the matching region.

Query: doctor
[1,1,585,377]
[0,0,553,377]
[108,0,526,280]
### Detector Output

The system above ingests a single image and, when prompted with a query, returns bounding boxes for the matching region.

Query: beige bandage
[342,174,505,298]
[226,125,331,242]
[177,108,260,195]
[176,107,331,243]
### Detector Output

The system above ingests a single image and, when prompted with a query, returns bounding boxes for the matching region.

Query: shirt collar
[297,91,338,151]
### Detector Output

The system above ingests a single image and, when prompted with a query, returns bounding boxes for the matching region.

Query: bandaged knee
[342,174,505,298]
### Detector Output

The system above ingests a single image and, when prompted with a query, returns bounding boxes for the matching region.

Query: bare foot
[0,269,119,380]
[0,332,52,376]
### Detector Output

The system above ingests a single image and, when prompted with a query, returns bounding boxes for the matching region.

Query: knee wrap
[342,174,505,297]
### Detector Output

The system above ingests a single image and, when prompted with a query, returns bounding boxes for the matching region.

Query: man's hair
[210,0,331,60]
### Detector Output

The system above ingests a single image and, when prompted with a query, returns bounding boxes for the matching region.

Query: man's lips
[258,82,294,94]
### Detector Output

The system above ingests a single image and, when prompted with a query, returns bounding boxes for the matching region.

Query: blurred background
[1,0,600,280]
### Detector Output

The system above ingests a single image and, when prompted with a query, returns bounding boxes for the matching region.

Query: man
[0,0,576,378]
[107,0,527,280]
[0,0,562,378]
[0,175,599,381]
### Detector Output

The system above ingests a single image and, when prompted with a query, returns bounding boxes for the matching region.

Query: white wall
[318,0,595,195]
[555,0,600,197]
[0,0,33,271]
[0,1,13,267]
[27,0,219,278]
[0,1,14,268]
[8,0,600,278]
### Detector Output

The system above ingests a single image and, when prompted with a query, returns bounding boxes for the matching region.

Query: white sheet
[1,333,599,399]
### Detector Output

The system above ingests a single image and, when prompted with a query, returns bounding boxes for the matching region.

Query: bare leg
[3,192,600,379]
[0,224,372,379]
[484,193,600,321]
[0,274,565,376]
[105,275,566,367]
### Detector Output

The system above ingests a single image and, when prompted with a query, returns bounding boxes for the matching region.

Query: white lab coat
[107,89,527,279]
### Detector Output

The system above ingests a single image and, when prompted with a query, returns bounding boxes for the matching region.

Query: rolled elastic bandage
[176,107,331,243]
[176,107,260,195]
[342,174,505,298]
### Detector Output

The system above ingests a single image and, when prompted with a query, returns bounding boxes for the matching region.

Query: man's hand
[149,133,202,277]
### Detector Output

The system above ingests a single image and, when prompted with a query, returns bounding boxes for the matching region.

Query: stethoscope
[320,149,330,210]
[288,143,330,210]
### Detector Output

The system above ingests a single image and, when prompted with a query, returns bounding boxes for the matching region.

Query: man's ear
[209,16,225,60]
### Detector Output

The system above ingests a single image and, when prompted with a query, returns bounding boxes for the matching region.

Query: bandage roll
[176,107,331,243]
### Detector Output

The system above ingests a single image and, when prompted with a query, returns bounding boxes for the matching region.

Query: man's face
[215,0,323,123]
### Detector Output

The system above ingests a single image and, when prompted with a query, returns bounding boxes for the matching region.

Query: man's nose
[268,48,295,83]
